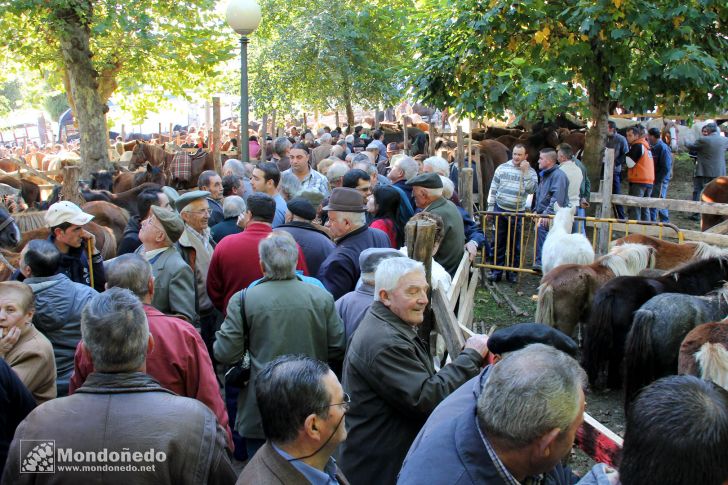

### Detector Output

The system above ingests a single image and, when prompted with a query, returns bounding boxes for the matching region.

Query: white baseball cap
[45,201,94,227]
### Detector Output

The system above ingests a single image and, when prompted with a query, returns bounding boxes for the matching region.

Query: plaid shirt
[477,416,544,485]
[283,167,330,197]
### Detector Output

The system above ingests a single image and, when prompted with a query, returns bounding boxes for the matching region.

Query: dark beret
[287,197,316,221]
[406,172,443,189]
[487,323,579,358]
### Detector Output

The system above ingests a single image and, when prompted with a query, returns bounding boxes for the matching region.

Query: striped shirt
[282,167,330,197]
[487,161,538,212]
[477,416,545,485]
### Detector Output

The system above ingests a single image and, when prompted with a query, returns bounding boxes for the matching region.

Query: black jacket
[117,215,142,255]
[48,234,106,292]
[278,221,335,276]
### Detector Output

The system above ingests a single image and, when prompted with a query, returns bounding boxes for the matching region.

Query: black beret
[487,323,578,358]
[406,172,443,189]
[287,197,317,221]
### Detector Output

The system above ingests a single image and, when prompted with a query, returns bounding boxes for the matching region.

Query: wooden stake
[213,96,222,174]
[597,148,615,254]
[461,167,474,217]
[428,121,436,156]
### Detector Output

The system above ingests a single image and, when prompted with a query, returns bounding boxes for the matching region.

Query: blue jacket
[210,217,242,244]
[279,221,336,277]
[650,139,673,184]
[207,197,224,227]
[399,368,577,485]
[535,165,570,215]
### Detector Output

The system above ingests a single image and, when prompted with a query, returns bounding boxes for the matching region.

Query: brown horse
[700,176,728,231]
[0,176,41,208]
[129,141,214,189]
[82,182,162,216]
[16,221,116,260]
[536,243,655,337]
[612,234,727,270]
[81,201,130,245]
[0,248,20,281]
[678,321,728,390]
[112,163,166,193]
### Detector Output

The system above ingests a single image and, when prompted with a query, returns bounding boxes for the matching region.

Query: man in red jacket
[68,254,232,450]
[206,193,308,314]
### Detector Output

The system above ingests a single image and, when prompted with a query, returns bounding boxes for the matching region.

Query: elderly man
[222,158,254,200]
[222,174,245,198]
[340,257,488,485]
[19,240,97,397]
[238,355,350,484]
[407,172,465,276]
[318,187,390,299]
[2,288,236,484]
[211,195,245,243]
[625,125,655,221]
[326,161,349,191]
[388,155,419,209]
[335,248,403,342]
[251,161,288,227]
[118,187,169,255]
[312,132,334,169]
[44,201,105,291]
[647,127,673,222]
[398,343,585,485]
[271,136,292,172]
[533,148,569,273]
[198,170,224,227]
[279,196,335,276]
[214,232,345,458]
[68,254,232,450]
[134,205,196,323]
[282,143,330,196]
[687,121,728,210]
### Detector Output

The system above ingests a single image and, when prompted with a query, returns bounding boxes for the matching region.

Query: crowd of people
[1,124,728,485]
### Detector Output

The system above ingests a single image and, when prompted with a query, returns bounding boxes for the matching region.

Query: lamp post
[226,0,261,163]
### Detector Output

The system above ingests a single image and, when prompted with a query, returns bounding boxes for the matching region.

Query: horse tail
[695,343,728,390]
[623,309,657,408]
[583,289,617,386]
[536,283,554,328]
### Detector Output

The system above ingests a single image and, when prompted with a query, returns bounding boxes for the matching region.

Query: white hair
[426,187,444,198]
[395,156,419,180]
[345,134,355,144]
[440,176,455,199]
[424,156,450,176]
[331,211,367,228]
[223,195,247,218]
[320,133,332,144]
[223,159,245,178]
[374,258,425,301]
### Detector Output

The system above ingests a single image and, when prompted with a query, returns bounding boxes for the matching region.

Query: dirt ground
[470,152,700,475]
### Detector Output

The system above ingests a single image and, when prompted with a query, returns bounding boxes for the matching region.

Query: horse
[0,248,20,281]
[0,207,21,249]
[583,256,728,390]
[612,233,727,270]
[536,243,655,337]
[623,289,728,407]
[700,176,728,231]
[112,163,166,193]
[129,141,213,189]
[542,204,595,275]
[81,201,130,245]
[678,321,728,390]
[81,182,162,216]
[0,176,41,208]
[90,170,115,191]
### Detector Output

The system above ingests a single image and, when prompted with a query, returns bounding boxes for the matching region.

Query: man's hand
[580,198,590,209]
[464,334,489,358]
[518,160,530,173]
[465,241,478,261]
[82,229,100,255]
[538,217,551,228]
[0,326,21,357]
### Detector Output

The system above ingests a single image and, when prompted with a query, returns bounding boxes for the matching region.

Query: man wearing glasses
[238,355,350,484]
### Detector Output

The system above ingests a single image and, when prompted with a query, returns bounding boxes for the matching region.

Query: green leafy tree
[0,0,234,175]
[410,0,728,182]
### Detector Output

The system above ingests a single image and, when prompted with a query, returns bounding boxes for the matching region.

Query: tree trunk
[54,3,110,178]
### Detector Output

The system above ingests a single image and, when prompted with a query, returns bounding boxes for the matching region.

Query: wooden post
[461,167,474,216]
[259,113,268,161]
[158,122,162,141]
[405,219,436,347]
[335,111,341,129]
[403,119,409,156]
[205,101,211,133]
[473,147,484,210]
[428,121,436,156]
[212,96,222,174]
[60,165,85,206]
[270,110,277,141]
[121,124,126,142]
[456,125,464,172]
[303,112,308,128]
[169,123,173,142]
[597,148,615,254]
[374,110,380,130]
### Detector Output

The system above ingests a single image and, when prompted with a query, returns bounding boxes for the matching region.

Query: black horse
[583,256,728,389]
[0,207,21,249]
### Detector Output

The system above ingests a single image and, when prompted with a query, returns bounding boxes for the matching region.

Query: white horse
[542,203,595,275]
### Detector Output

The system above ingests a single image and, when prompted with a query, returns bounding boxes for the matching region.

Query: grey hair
[374,258,425,302]
[223,159,245,178]
[423,156,449,176]
[258,231,298,280]
[477,343,586,450]
[326,162,349,183]
[81,288,149,372]
[223,195,247,218]
[395,156,419,180]
[331,211,366,229]
[440,176,454,199]
[353,161,377,177]
[274,137,292,157]
[351,153,371,165]
[279,173,302,199]
[105,254,152,299]
[425,187,444,198]
[320,133,332,144]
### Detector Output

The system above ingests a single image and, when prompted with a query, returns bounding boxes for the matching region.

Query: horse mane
[601,243,655,276]
[13,210,47,232]
[692,241,728,260]
[695,343,728,390]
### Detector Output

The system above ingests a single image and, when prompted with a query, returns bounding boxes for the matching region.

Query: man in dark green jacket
[340,257,488,485]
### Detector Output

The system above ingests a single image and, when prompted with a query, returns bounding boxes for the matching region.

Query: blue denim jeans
[628,183,653,221]
[649,179,670,222]
[535,223,549,266]
[491,204,523,277]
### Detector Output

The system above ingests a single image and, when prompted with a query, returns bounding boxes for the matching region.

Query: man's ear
[535,428,562,459]
[147,334,155,354]
[303,413,322,441]
[378,289,391,307]
[147,276,155,298]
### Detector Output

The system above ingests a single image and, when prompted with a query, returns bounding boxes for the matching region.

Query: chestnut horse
[536,243,655,338]
[0,176,41,208]
[112,163,166,193]
[81,201,130,245]
[81,182,162,216]
[612,233,727,270]
[678,321,728,390]
[129,141,214,189]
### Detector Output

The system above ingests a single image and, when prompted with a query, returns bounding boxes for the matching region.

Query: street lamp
[226,0,261,163]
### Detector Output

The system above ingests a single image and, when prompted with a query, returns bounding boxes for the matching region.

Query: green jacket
[213,277,345,439]
[426,197,465,276]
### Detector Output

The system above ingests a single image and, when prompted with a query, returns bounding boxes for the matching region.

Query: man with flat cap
[137,205,196,323]
[399,325,583,485]
[279,196,335,277]
[318,187,391,300]
[335,248,404,342]
[407,172,465,276]
[175,190,217,340]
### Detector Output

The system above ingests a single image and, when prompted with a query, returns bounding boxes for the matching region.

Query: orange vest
[628,137,655,184]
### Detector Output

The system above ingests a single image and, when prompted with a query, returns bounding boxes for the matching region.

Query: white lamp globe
[225,0,262,36]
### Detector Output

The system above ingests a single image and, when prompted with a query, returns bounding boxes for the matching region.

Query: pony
[612,233,727,270]
[129,141,214,189]
[81,182,162,216]
[623,289,728,407]
[0,176,41,208]
[583,256,728,390]
[678,321,728,390]
[536,243,655,337]
[541,204,594,275]
[112,163,166,193]
[81,201,130,246]
[700,175,728,231]
[0,207,21,249]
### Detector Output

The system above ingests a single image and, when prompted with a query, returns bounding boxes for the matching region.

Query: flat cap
[359,248,404,274]
[323,187,367,212]
[299,189,325,209]
[161,186,180,206]
[487,323,578,358]
[406,172,443,189]
[151,205,184,243]
[175,190,210,212]
[287,197,317,221]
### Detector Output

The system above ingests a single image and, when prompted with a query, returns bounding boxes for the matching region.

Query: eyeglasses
[322,392,351,412]
[185,208,211,216]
